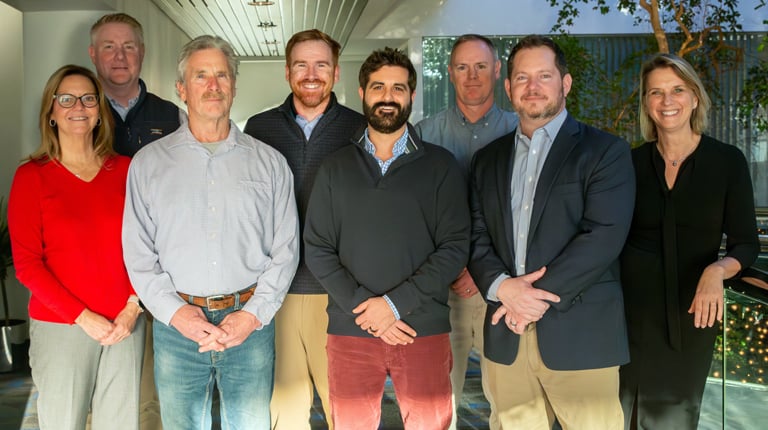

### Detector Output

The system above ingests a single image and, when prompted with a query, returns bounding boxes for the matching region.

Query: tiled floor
[7,348,766,430]
[0,348,491,430]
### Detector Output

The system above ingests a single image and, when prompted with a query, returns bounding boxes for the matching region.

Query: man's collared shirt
[488,108,568,301]
[122,122,300,326]
[295,113,323,141]
[415,104,519,175]
[363,127,409,175]
[108,94,140,121]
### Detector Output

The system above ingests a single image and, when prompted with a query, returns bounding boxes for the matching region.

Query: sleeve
[121,158,186,325]
[8,164,87,323]
[382,158,470,316]
[241,156,300,325]
[467,150,513,298]
[303,162,368,313]
[722,147,760,270]
[535,138,636,312]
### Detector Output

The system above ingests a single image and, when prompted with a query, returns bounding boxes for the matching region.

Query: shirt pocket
[236,180,272,222]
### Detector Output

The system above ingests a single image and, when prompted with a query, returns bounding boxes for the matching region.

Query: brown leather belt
[178,285,256,311]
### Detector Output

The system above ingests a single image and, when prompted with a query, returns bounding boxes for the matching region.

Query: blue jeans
[153,306,274,430]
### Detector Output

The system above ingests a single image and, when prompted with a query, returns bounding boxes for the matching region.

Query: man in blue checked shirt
[122,35,299,430]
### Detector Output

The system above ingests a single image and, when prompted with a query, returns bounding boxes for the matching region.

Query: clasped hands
[353,297,416,346]
[170,305,262,353]
[75,301,143,346]
[491,266,560,335]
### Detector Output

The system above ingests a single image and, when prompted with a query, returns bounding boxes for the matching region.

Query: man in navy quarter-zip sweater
[244,29,365,430]
[304,47,470,430]
[89,13,181,157]
[89,13,182,430]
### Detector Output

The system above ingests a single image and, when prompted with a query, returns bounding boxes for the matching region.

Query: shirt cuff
[488,273,511,302]
[382,294,401,320]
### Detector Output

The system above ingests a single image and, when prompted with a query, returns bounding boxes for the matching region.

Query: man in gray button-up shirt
[122,35,299,429]
[415,34,518,430]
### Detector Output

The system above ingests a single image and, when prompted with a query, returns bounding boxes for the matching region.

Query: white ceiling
[1,0,412,60]
[150,0,371,60]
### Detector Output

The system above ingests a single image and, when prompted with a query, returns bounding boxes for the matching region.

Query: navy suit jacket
[468,114,634,370]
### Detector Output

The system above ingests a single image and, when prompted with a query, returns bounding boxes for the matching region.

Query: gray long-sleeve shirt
[122,122,299,326]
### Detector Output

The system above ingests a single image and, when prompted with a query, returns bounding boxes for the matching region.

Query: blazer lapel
[496,133,517,262]
[528,115,580,244]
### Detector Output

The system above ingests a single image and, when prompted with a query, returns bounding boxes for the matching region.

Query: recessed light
[248,1,275,5]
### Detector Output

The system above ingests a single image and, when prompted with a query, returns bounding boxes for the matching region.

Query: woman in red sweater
[8,65,145,430]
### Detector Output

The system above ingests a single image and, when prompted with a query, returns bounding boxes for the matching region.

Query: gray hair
[176,35,239,84]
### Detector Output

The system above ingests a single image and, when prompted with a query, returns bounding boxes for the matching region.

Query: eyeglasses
[52,93,99,108]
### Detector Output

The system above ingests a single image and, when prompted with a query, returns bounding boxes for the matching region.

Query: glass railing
[700,257,768,429]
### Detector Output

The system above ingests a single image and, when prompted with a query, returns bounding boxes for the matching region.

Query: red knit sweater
[8,155,133,323]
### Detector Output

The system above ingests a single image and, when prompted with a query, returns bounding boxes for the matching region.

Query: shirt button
[210,206,216,212]
[524,205,529,210]
[212,261,217,266]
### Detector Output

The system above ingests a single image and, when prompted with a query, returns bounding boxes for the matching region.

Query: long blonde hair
[31,64,115,163]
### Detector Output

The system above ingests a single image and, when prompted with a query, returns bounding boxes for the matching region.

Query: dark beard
[363,101,412,134]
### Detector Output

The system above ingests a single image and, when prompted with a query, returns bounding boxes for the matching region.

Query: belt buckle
[205,294,226,310]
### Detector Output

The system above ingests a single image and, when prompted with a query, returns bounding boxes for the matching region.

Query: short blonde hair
[639,53,710,141]
[90,13,144,46]
[31,65,115,163]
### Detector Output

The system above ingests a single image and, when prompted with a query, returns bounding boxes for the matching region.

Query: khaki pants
[447,290,488,430]
[482,324,623,430]
[139,316,162,430]
[270,294,332,429]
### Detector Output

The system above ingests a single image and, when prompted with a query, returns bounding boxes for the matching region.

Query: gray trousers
[30,315,146,430]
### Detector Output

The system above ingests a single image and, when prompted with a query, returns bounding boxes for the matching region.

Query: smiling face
[286,40,339,115]
[643,66,699,135]
[176,48,235,124]
[359,65,414,134]
[50,74,100,140]
[89,22,144,93]
[505,46,571,133]
[449,39,500,112]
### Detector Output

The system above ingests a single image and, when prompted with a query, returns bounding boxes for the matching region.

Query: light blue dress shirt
[122,122,300,326]
[488,109,569,301]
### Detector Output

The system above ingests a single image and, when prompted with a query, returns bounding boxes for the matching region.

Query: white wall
[233,56,368,128]
[21,10,106,157]
[0,1,28,320]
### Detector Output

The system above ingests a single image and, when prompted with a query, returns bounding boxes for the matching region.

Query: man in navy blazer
[468,35,635,429]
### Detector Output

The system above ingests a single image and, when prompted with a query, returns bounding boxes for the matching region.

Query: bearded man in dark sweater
[243,29,364,430]
[304,47,470,430]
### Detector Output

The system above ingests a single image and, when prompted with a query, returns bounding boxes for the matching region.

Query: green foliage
[548,0,742,37]
[737,21,768,133]
[712,299,768,386]
[551,34,646,143]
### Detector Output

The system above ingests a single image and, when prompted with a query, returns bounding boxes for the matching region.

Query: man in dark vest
[89,13,181,157]
[89,13,182,429]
